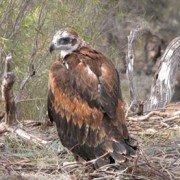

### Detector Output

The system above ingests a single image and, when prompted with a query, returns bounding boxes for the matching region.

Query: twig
[16,98,46,103]
[131,145,141,175]
[87,152,109,165]
[162,115,180,122]
[62,152,109,169]
[15,1,47,102]
[125,100,134,118]
[140,149,168,179]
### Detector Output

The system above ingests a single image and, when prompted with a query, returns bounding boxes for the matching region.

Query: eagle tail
[99,136,137,165]
[113,139,137,162]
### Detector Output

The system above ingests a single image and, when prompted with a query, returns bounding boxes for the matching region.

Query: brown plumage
[48,28,137,167]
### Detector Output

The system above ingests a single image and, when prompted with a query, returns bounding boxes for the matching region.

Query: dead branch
[126,24,148,112]
[144,37,180,112]
[0,123,50,147]
[128,110,180,121]
[162,114,180,122]
[0,54,50,148]
[1,54,16,126]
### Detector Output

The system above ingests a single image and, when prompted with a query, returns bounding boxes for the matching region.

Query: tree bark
[126,25,147,113]
[1,54,16,125]
[144,37,180,112]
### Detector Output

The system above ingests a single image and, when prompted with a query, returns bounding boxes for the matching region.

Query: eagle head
[50,28,84,58]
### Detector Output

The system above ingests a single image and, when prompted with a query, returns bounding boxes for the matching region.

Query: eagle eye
[59,37,71,45]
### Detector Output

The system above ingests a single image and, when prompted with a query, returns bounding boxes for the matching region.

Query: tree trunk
[144,37,180,112]
[1,54,16,125]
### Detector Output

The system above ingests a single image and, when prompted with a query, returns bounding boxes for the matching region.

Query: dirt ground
[0,104,179,180]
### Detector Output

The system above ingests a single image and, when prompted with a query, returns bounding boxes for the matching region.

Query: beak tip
[49,44,55,53]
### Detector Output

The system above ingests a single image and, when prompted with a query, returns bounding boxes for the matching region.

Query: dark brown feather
[48,46,137,167]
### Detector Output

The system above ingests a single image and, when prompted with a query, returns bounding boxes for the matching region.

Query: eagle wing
[48,47,136,164]
[72,47,120,118]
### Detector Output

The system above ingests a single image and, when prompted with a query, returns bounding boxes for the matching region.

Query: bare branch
[15,1,48,102]
[128,110,180,121]
[126,24,148,112]
[0,122,51,148]
[9,0,31,39]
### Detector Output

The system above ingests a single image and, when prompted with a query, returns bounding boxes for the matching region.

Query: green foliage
[0,0,106,121]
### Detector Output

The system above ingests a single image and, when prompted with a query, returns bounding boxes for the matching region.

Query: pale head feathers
[50,28,86,59]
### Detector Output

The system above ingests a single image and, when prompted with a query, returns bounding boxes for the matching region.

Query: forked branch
[0,54,50,148]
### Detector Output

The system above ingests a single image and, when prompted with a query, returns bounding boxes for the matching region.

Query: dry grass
[0,104,179,180]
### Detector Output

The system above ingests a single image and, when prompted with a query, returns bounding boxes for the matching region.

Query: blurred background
[0,0,179,121]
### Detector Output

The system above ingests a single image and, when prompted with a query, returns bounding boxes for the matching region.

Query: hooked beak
[49,44,55,53]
